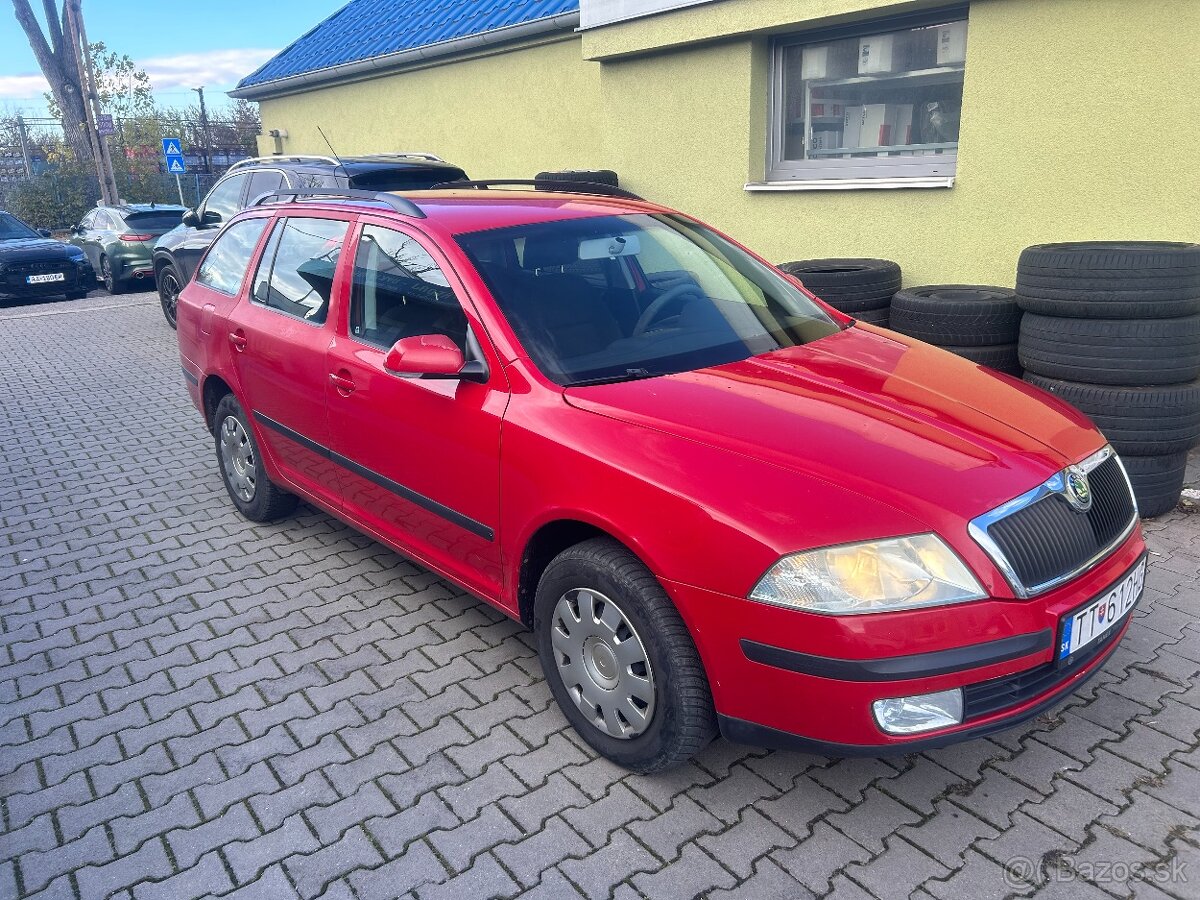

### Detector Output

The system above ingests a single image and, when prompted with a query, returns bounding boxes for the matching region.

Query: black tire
[1016,242,1200,318]
[100,255,125,295]
[157,263,182,329]
[533,537,716,773]
[890,285,1021,346]
[853,307,890,328]
[536,169,619,187]
[779,258,900,314]
[1018,313,1200,385]
[1121,452,1188,518]
[212,394,299,523]
[941,342,1022,376]
[1022,375,1200,455]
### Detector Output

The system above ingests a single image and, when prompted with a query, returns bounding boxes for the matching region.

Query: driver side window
[349,225,467,351]
[203,173,249,223]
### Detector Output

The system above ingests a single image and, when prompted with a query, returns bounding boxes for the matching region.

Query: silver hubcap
[219,415,256,502]
[551,588,655,739]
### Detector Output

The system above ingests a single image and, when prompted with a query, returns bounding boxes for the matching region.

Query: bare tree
[11,0,94,165]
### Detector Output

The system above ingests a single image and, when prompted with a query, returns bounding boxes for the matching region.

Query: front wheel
[534,538,716,773]
[157,263,182,329]
[213,394,298,522]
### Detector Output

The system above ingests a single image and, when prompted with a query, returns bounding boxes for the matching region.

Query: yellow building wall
[258,0,1199,287]
[256,37,608,176]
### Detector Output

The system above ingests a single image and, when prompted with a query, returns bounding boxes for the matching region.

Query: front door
[227,213,352,512]
[325,218,508,602]
[176,172,250,281]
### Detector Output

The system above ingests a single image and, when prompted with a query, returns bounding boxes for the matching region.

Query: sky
[0,0,347,115]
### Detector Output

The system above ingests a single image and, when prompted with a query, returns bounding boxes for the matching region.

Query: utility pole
[66,0,118,205]
[16,115,32,177]
[193,86,210,174]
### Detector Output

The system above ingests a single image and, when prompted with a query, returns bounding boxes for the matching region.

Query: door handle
[329,371,356,394]
[229,330,248,351]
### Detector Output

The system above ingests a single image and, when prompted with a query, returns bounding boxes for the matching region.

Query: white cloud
[0,48,278,104]
[0,73,50,100]
[139,48,279,93]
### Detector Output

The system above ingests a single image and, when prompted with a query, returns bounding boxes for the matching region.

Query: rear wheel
[157,263,182,329]
[213,394,298,522]
[534,538,716,773]
[100,255,125,295]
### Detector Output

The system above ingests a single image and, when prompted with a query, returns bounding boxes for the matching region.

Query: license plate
[1057,556,1146,665]
[26,273,65,284]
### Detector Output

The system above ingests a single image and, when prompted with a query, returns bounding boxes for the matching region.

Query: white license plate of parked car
[26,273,65,284]
[1057,555,1146,664]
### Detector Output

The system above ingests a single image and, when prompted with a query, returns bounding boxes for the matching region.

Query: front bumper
[664,527,1145,752]
[0,261,92,297]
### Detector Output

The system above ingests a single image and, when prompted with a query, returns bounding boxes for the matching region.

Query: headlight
[749,534,986,615]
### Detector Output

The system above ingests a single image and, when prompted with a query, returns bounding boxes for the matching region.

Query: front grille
[963,623,1122,720]
[2,259,82,291]
[984,455,1135,593]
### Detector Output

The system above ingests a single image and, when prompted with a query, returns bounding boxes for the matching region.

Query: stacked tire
[777,258,898,327]
[1016,242,1200,517]
[889,285,1023,376]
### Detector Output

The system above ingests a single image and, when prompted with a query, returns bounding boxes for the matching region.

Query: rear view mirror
[181,208,200,227]
[578,234,641,260]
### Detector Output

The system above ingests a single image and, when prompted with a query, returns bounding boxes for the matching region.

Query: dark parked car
[153,153,468,327]
[0,209,93,303]
[68,203,186,294]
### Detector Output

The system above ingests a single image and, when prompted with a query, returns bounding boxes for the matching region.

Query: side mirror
[384,334,485,381]
[38,228,52,238]
[181,208,200,227]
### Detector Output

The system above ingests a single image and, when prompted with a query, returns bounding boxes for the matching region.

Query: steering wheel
[632,282,704,337]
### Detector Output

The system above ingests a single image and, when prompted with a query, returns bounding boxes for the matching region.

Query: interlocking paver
[2,293,1198,900]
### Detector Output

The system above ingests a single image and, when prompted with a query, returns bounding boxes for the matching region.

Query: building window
[769,11,967,183]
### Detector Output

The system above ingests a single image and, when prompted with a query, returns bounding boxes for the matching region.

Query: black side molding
[741,629,1053,682]
[252,411,495,542]
[181,366,199,387]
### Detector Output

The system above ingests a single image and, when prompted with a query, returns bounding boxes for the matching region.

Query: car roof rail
[227,154,340,173]
[428,178,644,202]
[252,188,426,219]
[352,152,446,163]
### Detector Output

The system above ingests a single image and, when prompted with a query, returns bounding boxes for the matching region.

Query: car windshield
[124,210,185,230]
[0,212,40,240]
[457,213,841,386]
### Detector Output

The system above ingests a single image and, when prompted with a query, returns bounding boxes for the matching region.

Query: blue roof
[237,0,580,90]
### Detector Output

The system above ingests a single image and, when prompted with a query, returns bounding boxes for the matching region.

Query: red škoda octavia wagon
[177,183,1146,773]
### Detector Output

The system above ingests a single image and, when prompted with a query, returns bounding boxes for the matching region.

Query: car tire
[940,342,1022,376]
[533,537,716,773]
[213,394,299,522]
[1023,375,1200,455]
[890,285,1021,346]
[157,263,183,329]
[100,255,125,295]
[778,258,900,314]
[853,307,890,328]
[1018,313,1200,385]
[1120,452,1188,518]
[1016,242,1200,319]
[535,169,620,187]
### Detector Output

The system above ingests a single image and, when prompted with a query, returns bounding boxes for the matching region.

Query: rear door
[325,217,509,600]
[226,212,353,511]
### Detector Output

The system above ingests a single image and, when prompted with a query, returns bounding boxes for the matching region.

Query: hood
[563,326,1104,526]
[0,237,80,259]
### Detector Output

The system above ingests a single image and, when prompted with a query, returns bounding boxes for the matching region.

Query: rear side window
[349,224,466,350]
[246,170,285,204]
[251,217,349,324]
[195,217,269,295]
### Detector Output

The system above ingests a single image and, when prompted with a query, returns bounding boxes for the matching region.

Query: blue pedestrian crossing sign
[162,137,186,174]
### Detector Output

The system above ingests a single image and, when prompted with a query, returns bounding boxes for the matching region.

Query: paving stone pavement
[2,292,1198,900]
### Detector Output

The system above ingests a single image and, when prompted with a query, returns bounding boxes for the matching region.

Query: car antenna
[317,126,346,171]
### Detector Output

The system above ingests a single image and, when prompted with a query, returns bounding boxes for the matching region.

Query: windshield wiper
[564,368,664,387]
